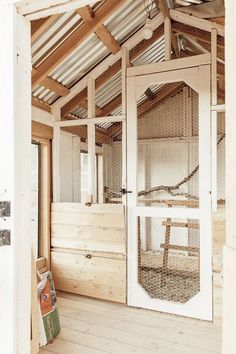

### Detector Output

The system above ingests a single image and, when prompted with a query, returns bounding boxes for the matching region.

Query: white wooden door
[127,64,212,320]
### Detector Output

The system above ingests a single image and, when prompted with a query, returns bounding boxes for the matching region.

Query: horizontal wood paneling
[51,251,126,303]
[51,211,124,228]
[51,203,126,303]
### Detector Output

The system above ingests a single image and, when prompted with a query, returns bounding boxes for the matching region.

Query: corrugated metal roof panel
[32,0,159,104]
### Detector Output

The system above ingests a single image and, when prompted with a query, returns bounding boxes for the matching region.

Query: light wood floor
[40,292,222,354]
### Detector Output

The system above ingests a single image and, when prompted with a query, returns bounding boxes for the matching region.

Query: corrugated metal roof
[31,0,223,123]
[32,0,158,106]
[71,34,165,119]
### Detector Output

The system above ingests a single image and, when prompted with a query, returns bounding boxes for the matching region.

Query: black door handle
[120,188,132,195]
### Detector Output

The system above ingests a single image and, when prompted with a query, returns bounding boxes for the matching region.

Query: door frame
[126,59,212,320]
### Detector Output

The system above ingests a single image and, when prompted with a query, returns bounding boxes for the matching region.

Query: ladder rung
[162,221,199,229]
[160,243,199,253]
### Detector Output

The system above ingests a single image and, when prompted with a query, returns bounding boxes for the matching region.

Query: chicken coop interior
[28,0,226,353]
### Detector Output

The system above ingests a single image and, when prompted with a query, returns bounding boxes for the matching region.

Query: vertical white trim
[0,4,31,353]
[211,28,218,211]
[122,47,129,205]
[198,64,213,320]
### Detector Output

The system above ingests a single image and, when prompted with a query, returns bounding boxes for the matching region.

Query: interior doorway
[127,61,212,320]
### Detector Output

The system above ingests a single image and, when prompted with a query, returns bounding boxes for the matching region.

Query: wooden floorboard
[40,292,222,354]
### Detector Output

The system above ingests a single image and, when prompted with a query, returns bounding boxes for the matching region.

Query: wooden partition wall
[51,203,126,303]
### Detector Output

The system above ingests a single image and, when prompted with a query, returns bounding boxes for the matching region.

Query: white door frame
[127,63,212,320]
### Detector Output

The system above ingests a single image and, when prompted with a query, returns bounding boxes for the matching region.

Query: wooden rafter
[31,15,59,42]
[32,0,127,88]
[95,25,120,55]
[32,97,52,112]
[76,5,94,22]
[61,25,164,117]
[78,5,120,55]
[32,70,70,97]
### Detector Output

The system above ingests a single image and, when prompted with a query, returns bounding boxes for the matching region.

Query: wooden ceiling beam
[31,15,59,42]
[32,0,128,88]
[33,71,70,97]
[78,5,120,55]
[95,24,120,55]
[76,5,94,22]
[32,98,52,113]
[61,25,164,117]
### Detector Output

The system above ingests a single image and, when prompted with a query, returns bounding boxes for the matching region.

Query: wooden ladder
[160,206,199,286]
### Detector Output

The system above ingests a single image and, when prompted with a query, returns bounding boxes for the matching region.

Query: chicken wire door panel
[127,64,212,320]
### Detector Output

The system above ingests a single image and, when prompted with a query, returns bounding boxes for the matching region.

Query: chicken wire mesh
[136,84,201,303]
[137,85,199,208]
[138,216,200,303]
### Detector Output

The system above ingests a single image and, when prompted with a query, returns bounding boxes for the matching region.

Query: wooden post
[222,1,236,352]
[52,107,61,202]
[87,78,96,203]
[0,3,31,354]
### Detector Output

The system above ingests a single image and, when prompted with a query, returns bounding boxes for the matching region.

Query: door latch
[120,188,132,195]
[0,230,11,246]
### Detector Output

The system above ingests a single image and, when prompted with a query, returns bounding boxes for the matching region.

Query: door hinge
[0,230,11,246]
[0,201,11,217]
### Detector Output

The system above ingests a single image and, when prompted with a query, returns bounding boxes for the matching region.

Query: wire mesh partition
[137,216,200,303]
[134,84,203,303]
[137,85,200,208]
